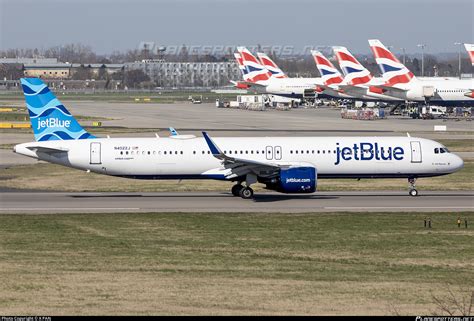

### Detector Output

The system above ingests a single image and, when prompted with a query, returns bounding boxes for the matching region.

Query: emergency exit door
[410,141,422,163]
[90,142,102,164]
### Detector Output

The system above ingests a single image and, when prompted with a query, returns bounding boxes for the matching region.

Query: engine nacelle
[265,166,317,193]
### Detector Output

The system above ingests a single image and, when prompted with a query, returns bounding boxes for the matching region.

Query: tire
[231,184,243,197]
[239,187,254,199]
[409,189,418,197]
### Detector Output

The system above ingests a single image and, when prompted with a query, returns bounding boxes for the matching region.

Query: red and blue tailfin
[311,50,343,86]
[257,53,287,79]
[333,46,373,86]
[464,43,474,66]
[368,39,415,86]
[237,47,272,85]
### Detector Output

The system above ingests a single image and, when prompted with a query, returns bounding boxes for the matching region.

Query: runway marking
[0,208,141,211]
[325,206,474,210]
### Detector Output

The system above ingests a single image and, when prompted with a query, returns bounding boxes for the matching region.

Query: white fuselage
[263,77,321,98]
[390,78,474,106]
[14,136,463,181]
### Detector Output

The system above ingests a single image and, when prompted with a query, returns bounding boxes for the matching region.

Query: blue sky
[1,0,472,54]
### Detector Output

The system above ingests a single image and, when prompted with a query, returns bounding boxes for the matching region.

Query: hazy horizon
[1,0,472,55]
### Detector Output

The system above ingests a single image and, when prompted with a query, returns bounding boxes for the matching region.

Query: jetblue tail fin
[21,78,95,142]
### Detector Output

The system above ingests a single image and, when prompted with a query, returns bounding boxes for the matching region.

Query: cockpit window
[435,147,450,154]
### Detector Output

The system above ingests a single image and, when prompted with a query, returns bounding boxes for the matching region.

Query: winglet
[169,127,179,136]
[202,131,222,156]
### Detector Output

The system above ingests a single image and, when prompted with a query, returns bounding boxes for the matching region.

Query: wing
[337,84,368,95]
[374,85,408,93]
[202,132,283,179]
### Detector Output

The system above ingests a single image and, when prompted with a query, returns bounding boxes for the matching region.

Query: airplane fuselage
[15,136,463,181]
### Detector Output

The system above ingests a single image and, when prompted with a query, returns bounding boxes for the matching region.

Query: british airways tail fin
[20,78,95,142]
[237,47,272,85]
[368,39,415,86]
[332,46,373,86]
[257,52,287,79]
[464,43,474,66]
[311,50,344,85]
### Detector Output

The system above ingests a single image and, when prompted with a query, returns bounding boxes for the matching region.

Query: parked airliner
[14,78,463,198]
[234,47,321,99]
[369,39,474,106]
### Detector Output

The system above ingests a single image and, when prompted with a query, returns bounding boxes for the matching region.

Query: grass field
[0,159,472,192]
[0,211,472,315]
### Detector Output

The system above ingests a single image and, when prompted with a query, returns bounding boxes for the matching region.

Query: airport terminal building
[124,60,241,88]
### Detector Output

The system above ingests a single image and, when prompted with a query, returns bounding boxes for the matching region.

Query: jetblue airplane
[14,78,464,198]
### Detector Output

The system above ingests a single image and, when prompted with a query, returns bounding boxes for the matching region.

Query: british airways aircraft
[234,47,321,99]
[332,46,404,102]
[369,39,474,106]
[14,78,463,198]
[465,43,474,66]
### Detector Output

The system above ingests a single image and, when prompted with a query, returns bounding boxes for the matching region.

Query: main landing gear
[408,177,418,197]
[231,183,254,199]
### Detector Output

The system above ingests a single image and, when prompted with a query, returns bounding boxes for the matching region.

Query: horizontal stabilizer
[26,146,69,154]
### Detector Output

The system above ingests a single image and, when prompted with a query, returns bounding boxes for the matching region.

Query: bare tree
[432,287,473,316]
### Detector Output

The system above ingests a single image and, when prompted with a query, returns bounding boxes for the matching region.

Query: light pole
[400,47,406,65]
[417,44,426,76]
[454,42,462,79]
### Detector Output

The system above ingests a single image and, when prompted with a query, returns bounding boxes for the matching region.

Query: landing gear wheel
[408,177,418,197]
[231,184,244,197]
[239,187,254,199]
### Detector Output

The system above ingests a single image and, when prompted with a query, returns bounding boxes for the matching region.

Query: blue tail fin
[20,78,95,142]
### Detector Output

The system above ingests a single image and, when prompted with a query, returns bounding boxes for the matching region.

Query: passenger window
[180,151,183,155]
[120,151,123,155]
[440,148,446,153]
[164,151,167,155]
[434,148,439,154]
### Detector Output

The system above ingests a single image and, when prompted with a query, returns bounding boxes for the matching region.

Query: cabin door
[410,141,422,163]
[90,142,102,164]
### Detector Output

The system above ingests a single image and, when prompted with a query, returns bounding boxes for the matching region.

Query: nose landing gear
[408,177,418,196]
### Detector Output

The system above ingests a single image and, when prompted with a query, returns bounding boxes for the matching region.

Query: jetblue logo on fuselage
[286,178,311,183]
[334,142,404,165]
[37,118,71,130]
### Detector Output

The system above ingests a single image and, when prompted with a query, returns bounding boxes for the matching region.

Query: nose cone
[451,154,464,172]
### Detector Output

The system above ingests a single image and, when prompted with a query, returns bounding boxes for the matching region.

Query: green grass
[0,211,472,315]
